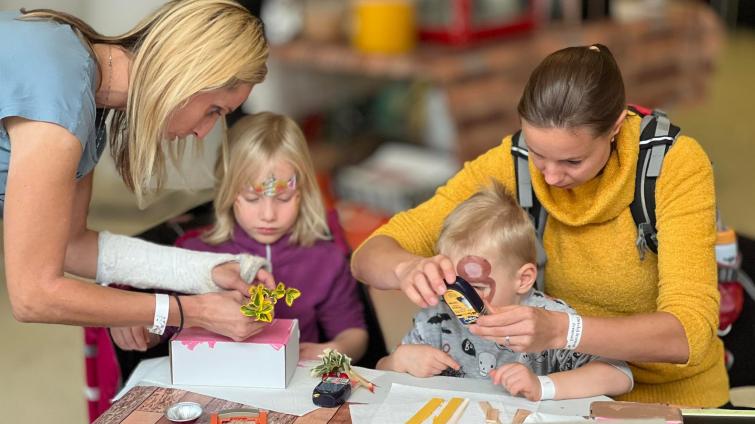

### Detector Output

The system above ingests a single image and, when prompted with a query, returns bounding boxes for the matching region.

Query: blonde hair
[437,181,536,272]
[203,112,330,247]
[20,0,269,203]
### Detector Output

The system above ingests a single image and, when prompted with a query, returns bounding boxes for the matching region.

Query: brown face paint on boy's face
[457,255,496,301]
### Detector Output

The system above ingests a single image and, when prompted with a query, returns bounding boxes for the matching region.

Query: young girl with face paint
[111,112,368,362]
[376,182,633,402]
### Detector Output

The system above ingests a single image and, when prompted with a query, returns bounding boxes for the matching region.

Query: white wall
[0,0,159,33]
[78,0,161,34]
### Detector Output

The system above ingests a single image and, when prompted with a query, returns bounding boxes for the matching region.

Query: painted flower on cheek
[457,255,496,301]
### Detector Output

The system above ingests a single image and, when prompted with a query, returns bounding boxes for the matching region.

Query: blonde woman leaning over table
[1,1,275,343]
[352,44,728,407]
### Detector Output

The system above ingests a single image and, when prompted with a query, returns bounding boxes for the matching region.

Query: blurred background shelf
[272,1,723,162]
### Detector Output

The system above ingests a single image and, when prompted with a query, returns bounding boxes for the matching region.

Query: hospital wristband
[148,294,170,335]
[565,313,583,350]
[538,375,556,400]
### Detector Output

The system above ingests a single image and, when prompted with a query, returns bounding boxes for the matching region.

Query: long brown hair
[517,44,625,137]
[20,1,269,204]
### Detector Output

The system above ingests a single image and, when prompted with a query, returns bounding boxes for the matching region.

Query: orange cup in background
[352,0,416,54]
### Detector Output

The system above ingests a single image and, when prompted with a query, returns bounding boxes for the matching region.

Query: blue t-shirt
[0,11,106,216]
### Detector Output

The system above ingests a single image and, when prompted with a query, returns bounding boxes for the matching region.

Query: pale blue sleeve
[0,11,97,147]
[0,11,99,211]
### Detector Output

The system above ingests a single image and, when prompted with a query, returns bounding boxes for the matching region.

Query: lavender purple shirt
[179,225,366,344]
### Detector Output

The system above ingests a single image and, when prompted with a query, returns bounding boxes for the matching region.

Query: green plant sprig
[310,348,376,393]
[240,282,301,322]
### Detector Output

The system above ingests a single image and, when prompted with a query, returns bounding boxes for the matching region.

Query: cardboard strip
[406,397,444,424]
[447,398,469,424]
[433,397,468,424]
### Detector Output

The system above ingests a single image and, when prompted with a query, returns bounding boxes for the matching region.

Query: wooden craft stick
[485,407,501,424]
[432,397,467,424]
[406,397,444,424]
[477,401,501,424]
[512,408,532,424]
[478,401,492,415]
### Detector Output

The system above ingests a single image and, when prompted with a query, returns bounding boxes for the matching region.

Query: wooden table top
[94,386,351,424]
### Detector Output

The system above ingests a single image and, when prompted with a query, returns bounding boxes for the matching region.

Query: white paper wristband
[565,313,583,350]
[148,294,170,335]
[538,375,556,400]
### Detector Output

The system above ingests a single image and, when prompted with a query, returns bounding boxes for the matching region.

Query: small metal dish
[165,401,203,422]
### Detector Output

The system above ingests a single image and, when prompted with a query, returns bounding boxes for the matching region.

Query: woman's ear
[611,109,628,139]
[515,262,537,294]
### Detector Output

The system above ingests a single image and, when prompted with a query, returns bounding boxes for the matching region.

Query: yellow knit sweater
[361,112,729,406]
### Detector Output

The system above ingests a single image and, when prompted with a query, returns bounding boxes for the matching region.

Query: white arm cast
[96,231,270,294]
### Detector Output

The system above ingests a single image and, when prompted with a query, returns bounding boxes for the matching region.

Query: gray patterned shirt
[401,289,633,384]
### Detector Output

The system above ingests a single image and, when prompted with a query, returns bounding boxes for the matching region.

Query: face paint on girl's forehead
[457,255,497,302]
[252,174,297,197]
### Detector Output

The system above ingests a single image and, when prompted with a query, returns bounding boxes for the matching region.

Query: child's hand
[110,326,160,352]
[490,363,542,401]
[394,254,456,308]
[300,342,329,361]
[392,344,460,378]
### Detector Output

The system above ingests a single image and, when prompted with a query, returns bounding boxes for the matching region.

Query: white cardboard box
[170,319,299,388]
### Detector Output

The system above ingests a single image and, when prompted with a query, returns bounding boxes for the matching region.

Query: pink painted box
[170,319,299,388]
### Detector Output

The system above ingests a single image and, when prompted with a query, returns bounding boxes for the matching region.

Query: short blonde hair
[437,181,536,272]
[21,0,269,204]
[203,112,330,247]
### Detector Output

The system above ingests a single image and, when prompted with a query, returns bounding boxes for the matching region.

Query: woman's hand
[394,255,456,308]
[212,262,275,295]
[469,304,568,353]
[490,363,541,401]
[189,291,269,341]
[110,326,161,351]
[384,344,460,377]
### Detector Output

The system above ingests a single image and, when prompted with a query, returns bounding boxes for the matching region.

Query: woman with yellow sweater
[351,44,728,407]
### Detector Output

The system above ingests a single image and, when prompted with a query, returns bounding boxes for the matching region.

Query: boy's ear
[515,262,537,294]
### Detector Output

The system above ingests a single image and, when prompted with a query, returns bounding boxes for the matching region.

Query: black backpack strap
[511,131,548,290]
[512,131,545,228]
[629,108,681,260]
